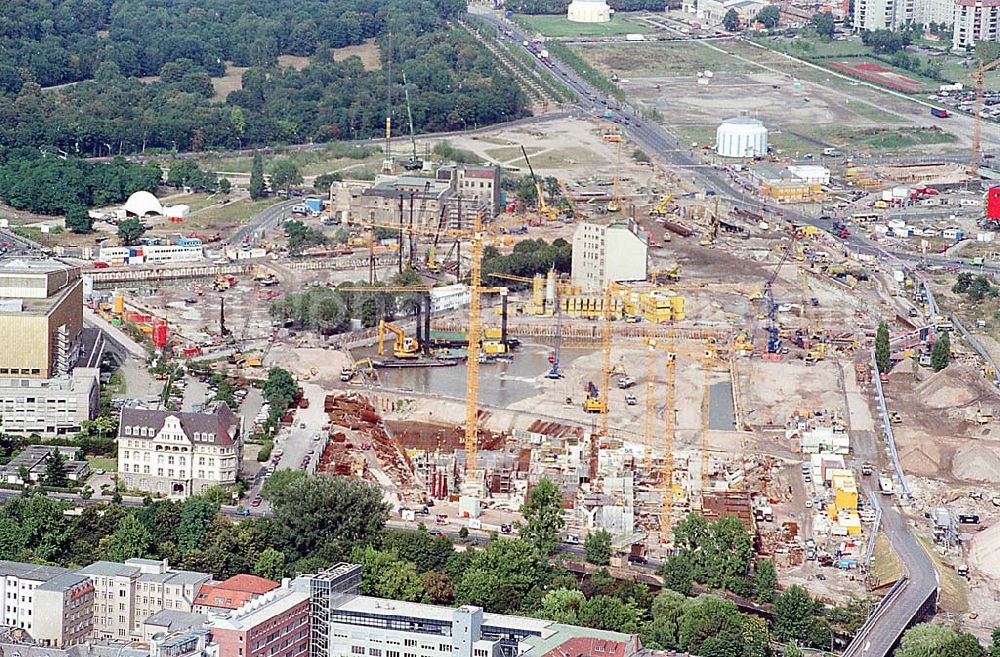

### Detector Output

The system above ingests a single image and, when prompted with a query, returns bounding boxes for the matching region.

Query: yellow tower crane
[644,330,678,543]
[971,56,1000,176]
[464,211,486,483]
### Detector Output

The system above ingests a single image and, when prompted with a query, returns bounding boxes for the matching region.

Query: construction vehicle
[520,145,559,221]
[584,381,606,413]
[970,55,1000,175]
[648,195,673,217]
[975,402,994,424]
[341,358,376,382]
[805,343,827,364]
[401,73,422,171]
[625,393,637,405]
[617,375,636,389]
[889,411,902,424]
[651,265,682,284]
[378,320,420,358]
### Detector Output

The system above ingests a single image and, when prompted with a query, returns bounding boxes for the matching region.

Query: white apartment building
[571,222,648,292]
[117,403,243,499]
[853,0,955,31]
[0,561,74,633]
[77,559,210,641]
[954,0,1000,48]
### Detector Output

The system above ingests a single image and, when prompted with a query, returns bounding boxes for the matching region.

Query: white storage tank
[715,117,768,158]
[568,0,611,22]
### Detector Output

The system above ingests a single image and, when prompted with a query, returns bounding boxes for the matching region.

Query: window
[369,651,381,656]
[405,641,416,648]
[352,648,365,655]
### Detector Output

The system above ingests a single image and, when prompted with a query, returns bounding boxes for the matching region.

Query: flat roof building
[571,222,648,292]
[195,575,281,615]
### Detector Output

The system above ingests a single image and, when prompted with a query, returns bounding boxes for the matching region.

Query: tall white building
[117,403,243,499]
[954,0,999,48]
[854,0,956,30]
[571,222,648,292]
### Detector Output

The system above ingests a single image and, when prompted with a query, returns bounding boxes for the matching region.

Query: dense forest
[507,0,668,14]
[0,0,528,154]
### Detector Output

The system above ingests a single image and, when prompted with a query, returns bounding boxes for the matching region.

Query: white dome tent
[715,117,768,158]
[123,191,164,217]
[568,0,611,23]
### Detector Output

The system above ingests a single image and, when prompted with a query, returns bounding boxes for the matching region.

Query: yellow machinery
[378,320,420,358]
[648,195,674,217]
[520,145,559,221]
[651,265,682,283]
[463,211,486,482]
[805,342,826,363]
[971,56,1000,175]
[584,380,606,413]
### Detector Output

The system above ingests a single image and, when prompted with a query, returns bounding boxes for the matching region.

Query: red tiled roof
[544,638,629,657]
[194,575,279,611]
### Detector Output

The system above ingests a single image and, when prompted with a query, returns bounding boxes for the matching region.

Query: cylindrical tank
[716,117,768,158]
[532,274,544,310]
[545,271,557,308]
[113,295,124,315]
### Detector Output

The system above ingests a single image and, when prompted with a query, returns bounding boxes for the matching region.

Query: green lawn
[575,41,761,76]
[87,457,117,473]
[516,13,652,38]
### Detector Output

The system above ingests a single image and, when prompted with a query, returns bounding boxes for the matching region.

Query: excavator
[804,342,826,364]
[651,265,682,284]
[583,381,607,413]
[378,320,420,358]
[648,194,673,217]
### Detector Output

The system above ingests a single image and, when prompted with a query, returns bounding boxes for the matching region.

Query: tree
[65,206,94,234]
[100,514,152,562]
[783,645,804,657]
[773,585,820,643]
[263,367,298,411]
[44,450,68,488]
[977,41,1000,66]
[990,626,1000,657]
[423,570,455,604]
[177,496,219,554]
[254,547,286,580]
[584,529,612,566]
[811,10,836,38]
[752,559,777,603]
[756,5,780,28]
[455,539,549,614]
[261,474,389,559]
[518,478,564,555]
[538,588,586,624]
[577,595,641,633]
[351,546,425,602]
[931,332,951,371]
[17,465,31,486]
[381,529,454,573]
[641,591,687,650]
[898,623,986,657]
[249,152,266,200]
[723,8,741,31]
[270,159,303,194]
[118,218,146,246]
[219,178,232,195]
[658,555,694,596]
[875,321,890,373]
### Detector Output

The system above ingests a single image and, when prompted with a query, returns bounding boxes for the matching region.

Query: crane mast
[464,212,484,483]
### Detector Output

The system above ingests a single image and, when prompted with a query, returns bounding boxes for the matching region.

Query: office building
[0,259,84,378]
[195,575,281,615]
[117,402,243,499]
[143,610,209,643]
[210,580,309,657]
[34,573,97,647]
[77,558,210,641]
[571,222,648,292]
[304,565,640,657]
[436,165,501,217]
[0,560,75,634]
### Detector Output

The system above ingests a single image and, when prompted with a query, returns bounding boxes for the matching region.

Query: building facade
[0,561,75,634]
[210,581,310,657]
[78,559,210,641]
[954,0,1000,48]
[0,444,90,484]
[571,223,648,292]
[34,573,96,647]
[0,259,84,378]
[117,403,243,499]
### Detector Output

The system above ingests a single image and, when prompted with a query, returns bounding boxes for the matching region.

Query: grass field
[87,457,117,473]
[870,533,904,586]
[210,62,248,101]
[576,41,761,76]
[823,126,956,150]
[187,144,380,177]
[916,535,968,613]
[484,145,540,163]
[331,39,381,70]
[515,13,652,38]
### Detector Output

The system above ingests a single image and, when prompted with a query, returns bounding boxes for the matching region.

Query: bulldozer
[805,343,826,364]
[378,321,420,359]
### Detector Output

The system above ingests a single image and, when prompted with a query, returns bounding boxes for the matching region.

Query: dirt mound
[971,522,1000,578]
[952,443,1000,482]
[915,363,982,409]
[898,444,941,477]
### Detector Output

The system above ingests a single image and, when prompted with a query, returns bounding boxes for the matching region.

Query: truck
[617,375,636,389]
[931,107,950,118]
[879,474,894,495]
[861,461,873,476]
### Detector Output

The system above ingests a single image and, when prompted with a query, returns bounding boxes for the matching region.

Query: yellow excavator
[648,194,673,217]
[378,320,420,358]
[805,342,826,364]
[520,145,559,221]
[583,381,607,413]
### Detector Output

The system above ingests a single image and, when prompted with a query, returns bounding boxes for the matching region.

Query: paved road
[227,198,299,246]
[473,12,938,653]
